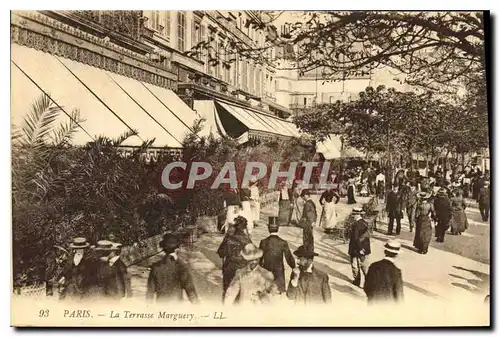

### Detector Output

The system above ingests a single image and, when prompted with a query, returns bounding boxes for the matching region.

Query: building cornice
[11,11,177,89]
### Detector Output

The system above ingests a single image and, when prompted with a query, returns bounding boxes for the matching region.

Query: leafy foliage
[189,11,485,92]
[12,98,314,286]
[295,85,489,170]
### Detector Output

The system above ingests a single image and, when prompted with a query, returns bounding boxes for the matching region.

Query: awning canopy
[216,100,300,139]
[11,44,200,148]
[316,134,379,160]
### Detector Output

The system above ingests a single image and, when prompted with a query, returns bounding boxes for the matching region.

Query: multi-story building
[10,10,300,155]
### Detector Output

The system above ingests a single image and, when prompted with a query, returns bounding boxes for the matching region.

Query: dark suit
[60,253,99,301]
[348,219,371,285]
[434,194,452,241]
[477,187,490,221]
[364,259,404,304]
[259,234,296,293]
[95,259,126,301]
[287,267,332,305]
[217,233,252,294]
[300,199,317,251]
[146,255,199,303]
[386,191,403,234]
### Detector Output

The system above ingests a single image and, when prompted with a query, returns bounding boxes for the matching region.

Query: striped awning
[216,101,300,138]
[11,44,201,148]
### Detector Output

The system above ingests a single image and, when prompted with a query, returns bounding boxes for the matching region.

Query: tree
[190,11,486,92]
[295,84,489,172]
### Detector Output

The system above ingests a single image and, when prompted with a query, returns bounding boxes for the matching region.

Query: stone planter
[196,215,219,234]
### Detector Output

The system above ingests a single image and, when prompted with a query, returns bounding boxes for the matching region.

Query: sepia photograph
[9,9,491,327]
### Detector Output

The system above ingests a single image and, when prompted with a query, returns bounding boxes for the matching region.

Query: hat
[293,245,318,258]
[233,216,248,230]
[352,208,365,215]
[384,239,401,254]
[268,216,278,229]
[484,180,490,186]
[240,243,263,261]
[69,237,90,249]
[159,233,180,251]
[437,188,448,195]
[94,240,120,251]
[417,192,432,199]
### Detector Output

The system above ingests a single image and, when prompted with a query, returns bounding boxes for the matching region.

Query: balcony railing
[71,10,145,41]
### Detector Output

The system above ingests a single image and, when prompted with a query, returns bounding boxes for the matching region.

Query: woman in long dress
[249,177,260,227]
[290,180,305,224]
[217,216,252,299]
[239,183,254,234]
[450,189,468,235]
[319,189,340,233]
[222,188,241,234]
[347,178,357,204]
[277,180,293,226]
[413,192,436,254]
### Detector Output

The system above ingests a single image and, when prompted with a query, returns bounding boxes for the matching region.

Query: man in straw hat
[224,243,278,305]
[287,245,332,304]
[364,239,404,304]
[258,216,296,293]
[59,237,96,301]
[349,208,371,287]
[477,180,490,222]
[146,233,199,303]
[109,242,132,298]
[92,240,125,301]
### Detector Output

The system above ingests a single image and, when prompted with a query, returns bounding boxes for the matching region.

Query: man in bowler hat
[287,245,332,305]
[146,233,199,303]
[259,216,296,293]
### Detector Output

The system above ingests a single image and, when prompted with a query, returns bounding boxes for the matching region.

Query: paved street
[128,195,490,307]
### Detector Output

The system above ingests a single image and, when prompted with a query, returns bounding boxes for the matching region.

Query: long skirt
[250,200,260,225]
[241,201,253,233]
[303,224,314,251]
[450,209,468,234]
[320,202,337,230]
[414,216,432,253]
[347,185,357,204]
[278,200,292,226]
[223,205,240,233]
[291,198,305,224]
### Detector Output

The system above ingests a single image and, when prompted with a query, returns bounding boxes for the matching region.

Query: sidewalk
[128,196,489,306]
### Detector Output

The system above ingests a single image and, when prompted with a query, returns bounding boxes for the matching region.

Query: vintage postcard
[10,10,490,327]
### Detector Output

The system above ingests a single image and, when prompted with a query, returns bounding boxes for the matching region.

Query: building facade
[11,10,300,151]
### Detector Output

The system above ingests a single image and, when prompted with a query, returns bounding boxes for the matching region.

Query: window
[241,61,247,90]
[164,12,171,39]
[248,63,254,93]
[177,11,186,52]
[303,97,307,106]
[232,56,238,86]
[217,39,224,80]
[256,68,261,96]
[208,31,216,76]
[150,11,160,31]
[192,20,201,59]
